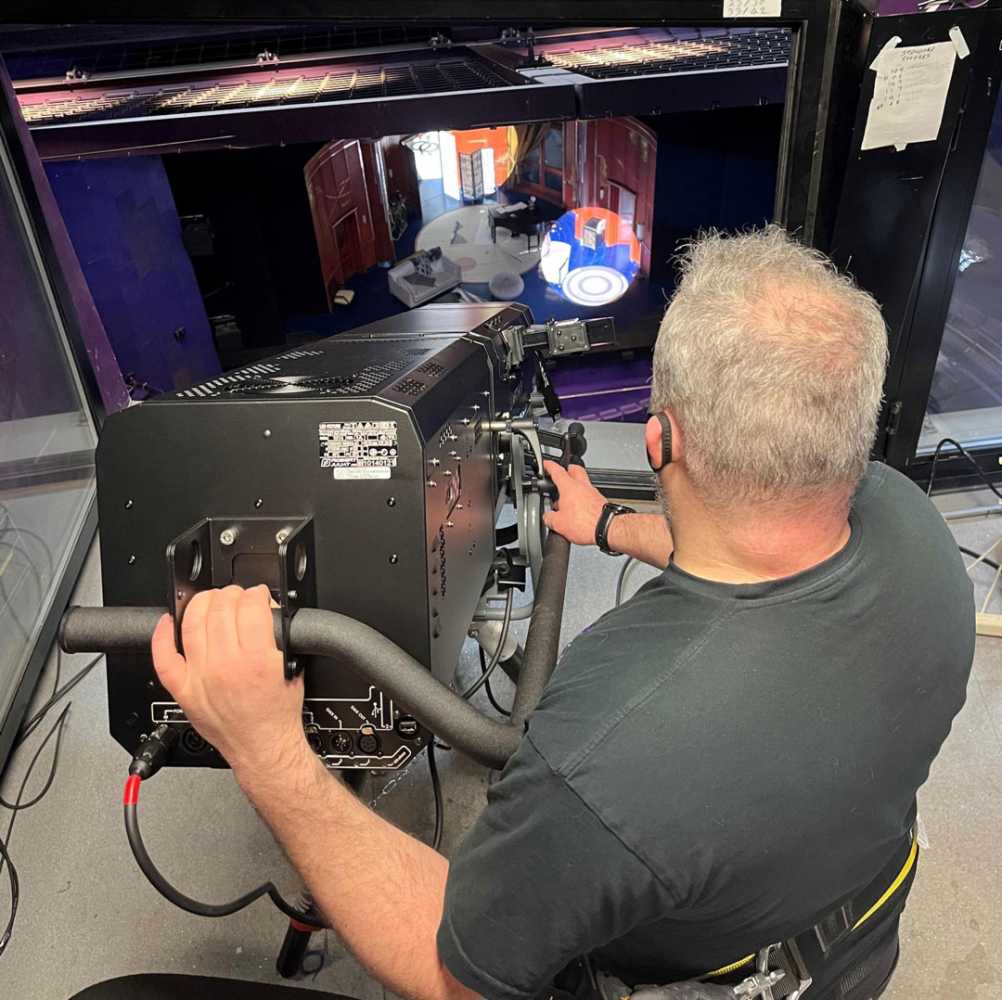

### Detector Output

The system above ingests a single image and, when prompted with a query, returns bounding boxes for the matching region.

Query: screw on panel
[427,479,437,487]
[389,554,399,564]
[288,590,298,600]
[275,528,291,544]
[220,529,237,546]
[128,555,136,565]
[386,497,396,507]
[263,429,272,438]
[124,499,134,509]
[255,499,264,508]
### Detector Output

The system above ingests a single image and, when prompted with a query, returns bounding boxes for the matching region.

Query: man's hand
[151,584,307,775]
[542,460,605,546]
[154,588,478,1000]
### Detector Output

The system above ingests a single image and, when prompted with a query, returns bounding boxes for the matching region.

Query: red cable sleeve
[123,774,141,806]
[289,917,323,933]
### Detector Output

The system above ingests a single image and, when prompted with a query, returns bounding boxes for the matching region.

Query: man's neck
[667,478,852,585]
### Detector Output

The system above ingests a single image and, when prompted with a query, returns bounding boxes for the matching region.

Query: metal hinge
[885,400,903,437]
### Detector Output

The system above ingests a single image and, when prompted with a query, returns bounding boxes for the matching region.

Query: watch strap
[595,503,636,555]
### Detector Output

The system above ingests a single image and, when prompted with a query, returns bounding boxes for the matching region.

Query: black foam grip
[510,531,570,729]
[58,535,573,769]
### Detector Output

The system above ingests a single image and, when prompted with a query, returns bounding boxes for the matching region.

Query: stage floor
[414,204,541,284]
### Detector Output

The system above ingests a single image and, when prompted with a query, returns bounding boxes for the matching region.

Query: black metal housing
[97,302,531,770]
[826,6,1002,487]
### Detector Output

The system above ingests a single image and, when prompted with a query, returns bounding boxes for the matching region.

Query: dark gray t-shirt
[438,463,974,1000]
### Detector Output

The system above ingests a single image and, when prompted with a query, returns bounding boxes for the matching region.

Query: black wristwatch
[595,503,636,556]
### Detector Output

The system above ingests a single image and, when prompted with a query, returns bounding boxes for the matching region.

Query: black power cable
[959,546,1000,572]
[0,705,72,959]
[0,703,72,813]
[926,437,1002,501]
[15,654,103,751]
[122,727,305,921]
[0,837,18,958]
[426,740,444,852]
[615,555,637,608]
[461,588,513,701]
[478,647,511,718]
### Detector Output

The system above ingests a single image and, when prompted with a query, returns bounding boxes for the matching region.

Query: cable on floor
[926,437,1002,501]
[0,702,72,813]
[15,654,103,750]
[0,705,72,959]
[959,546,1000,572]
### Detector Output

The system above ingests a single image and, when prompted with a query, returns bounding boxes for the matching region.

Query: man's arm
[543,460,673,568]
[150,587,479,1000]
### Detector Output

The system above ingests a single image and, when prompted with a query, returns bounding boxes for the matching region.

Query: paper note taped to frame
[862,36,958,153]
[723,0,782,16]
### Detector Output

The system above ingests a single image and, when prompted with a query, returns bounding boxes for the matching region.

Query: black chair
[69,975,360,1000]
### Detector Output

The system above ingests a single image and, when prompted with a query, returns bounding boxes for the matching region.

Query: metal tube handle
[60,536,571,770]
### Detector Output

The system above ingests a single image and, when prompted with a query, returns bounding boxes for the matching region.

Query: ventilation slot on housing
[178,360,411,398]
[280,348,325,360]
[175,364,281,398]
[392,377,427,397]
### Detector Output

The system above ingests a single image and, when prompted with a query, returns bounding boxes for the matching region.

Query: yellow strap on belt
[850,835,918,933]
[704,953,756,978]
[702,834,918,980]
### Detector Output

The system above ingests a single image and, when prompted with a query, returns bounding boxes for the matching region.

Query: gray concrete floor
[2,486,1001,1000]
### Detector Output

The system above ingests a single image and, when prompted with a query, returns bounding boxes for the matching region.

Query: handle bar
[60,533,571,770]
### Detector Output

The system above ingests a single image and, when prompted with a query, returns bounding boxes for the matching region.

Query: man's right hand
[542,460,605,547]
[543,460,675,569]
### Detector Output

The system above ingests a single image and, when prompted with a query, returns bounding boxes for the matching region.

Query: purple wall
[45,156,221,395]
[857,0,952,13]
[1,59,130,415]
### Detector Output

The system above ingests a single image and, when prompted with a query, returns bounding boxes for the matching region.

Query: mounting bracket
[166,516,316,680]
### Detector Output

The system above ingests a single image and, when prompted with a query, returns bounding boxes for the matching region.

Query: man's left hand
[151,584,308,775]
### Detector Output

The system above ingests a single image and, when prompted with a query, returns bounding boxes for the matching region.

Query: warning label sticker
[319,421,398,480]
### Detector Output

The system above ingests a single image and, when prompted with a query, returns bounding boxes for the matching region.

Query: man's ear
[645,411,678,472]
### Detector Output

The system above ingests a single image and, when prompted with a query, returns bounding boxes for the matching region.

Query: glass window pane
[520,147,540,185]
[0,132,97,727]
[921,88,1002,452]
[543,126,563,169]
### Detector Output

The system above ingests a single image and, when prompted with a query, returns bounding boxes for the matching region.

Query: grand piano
[489,201,543,251]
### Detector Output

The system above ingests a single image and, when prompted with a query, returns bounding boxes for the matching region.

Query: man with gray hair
[152,227,973,1000]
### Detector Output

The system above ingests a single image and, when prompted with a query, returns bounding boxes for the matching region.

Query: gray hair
[650,226,888,511]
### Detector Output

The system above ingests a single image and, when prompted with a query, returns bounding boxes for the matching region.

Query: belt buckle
[732,941,813,1000]
[732,944,786,999]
